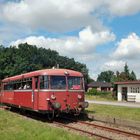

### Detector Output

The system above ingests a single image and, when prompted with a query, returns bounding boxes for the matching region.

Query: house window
[130,87,133,93]
[130,87,140,93]
[137,87,140,93]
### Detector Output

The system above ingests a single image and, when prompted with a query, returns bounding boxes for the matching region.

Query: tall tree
[97,70,114,82]
[129,71,137,80]
[124,63,130,77]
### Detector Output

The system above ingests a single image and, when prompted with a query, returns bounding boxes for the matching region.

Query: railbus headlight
[78,94,82,99]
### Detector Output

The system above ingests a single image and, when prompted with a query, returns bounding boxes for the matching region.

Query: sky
[0,0,140,80]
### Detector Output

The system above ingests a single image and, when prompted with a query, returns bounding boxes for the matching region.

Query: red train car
[0,69,88,118]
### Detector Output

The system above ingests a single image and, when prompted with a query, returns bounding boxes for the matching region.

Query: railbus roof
[2,69,83,82]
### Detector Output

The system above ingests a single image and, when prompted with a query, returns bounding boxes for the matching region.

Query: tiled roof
[88,81,112,88]
[114,81,140,85]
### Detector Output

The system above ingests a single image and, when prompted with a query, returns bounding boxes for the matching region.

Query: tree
[129,71,136,80]
[124,63,129,77]
[97,70,114,82]
[121,63,137,81]
[113,64,137,82]
[116,72,129,82]
[0,43,90,83]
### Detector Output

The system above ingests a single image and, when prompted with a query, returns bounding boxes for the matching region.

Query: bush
[86,88,111,96]
[86,88,97,95]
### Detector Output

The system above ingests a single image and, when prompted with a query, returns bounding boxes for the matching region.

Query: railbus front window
[50,76,66,89]
[68,77,83,90]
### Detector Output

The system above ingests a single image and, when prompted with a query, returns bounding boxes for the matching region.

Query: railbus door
[32,76,39,111]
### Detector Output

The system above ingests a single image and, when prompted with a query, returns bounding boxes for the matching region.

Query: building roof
[88,81,112,88]
[114,81,140,85]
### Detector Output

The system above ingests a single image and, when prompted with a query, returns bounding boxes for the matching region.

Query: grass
[85,89,117,101]
[86,104,140,122]
[0,110,89,140]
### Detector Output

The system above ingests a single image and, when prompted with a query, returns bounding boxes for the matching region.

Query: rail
[54,121,113,140]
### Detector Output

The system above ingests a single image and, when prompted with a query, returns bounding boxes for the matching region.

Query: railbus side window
[22,78,32,90]
[13,80,22,90]
[12,78,32,90]
[16,80,22,90]
[40,76,49,89]
[4,82,8,90]
[4,82,13,90]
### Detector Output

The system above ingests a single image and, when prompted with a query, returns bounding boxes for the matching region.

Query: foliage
[116,63,137,81]
[85,93,117,101]
[97,70,114,82]
[124,63,129,77]
[86,88,97,95]
[0,43,90,82]
[129,71,137,80]
[86,88,111,96]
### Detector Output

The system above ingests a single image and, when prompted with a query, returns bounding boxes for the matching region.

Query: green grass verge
[0,110,89,140]
[85,94,116,101]
[86,104,140,122]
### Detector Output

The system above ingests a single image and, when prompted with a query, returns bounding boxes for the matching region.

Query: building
[114,81,140,102]
[87,81,113,92]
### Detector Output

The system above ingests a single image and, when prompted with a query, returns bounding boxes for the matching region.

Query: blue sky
[0,0,140,79]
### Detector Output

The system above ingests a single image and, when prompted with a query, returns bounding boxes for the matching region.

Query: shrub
[86,88,97,95]
[86,88,111,96]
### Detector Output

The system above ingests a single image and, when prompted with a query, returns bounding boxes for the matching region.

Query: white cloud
[1,0,140,32]
[101,60,125,72]
[0,0,104,32]
[10,26,115,58]
[106,0,140,16]
[112,33,140,59]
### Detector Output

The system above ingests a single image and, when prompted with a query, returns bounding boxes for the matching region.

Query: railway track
[54,120,113,140]
[58,116,140,140]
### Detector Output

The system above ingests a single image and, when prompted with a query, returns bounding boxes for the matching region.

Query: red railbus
[0,69,88,118]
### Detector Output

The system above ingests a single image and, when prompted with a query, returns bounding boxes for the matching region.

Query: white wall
[117,84,140,102]
[117,85,122,101]
[135,94,140,102]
